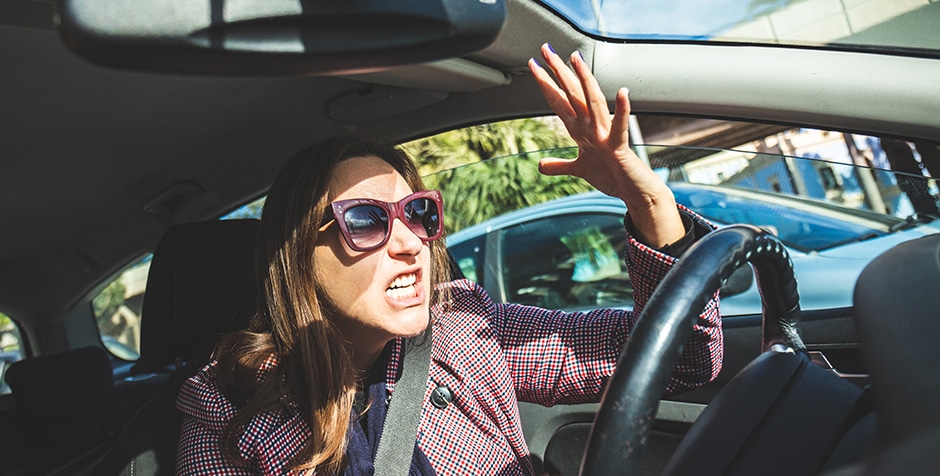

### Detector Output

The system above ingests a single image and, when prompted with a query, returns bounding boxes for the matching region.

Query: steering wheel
[579,225,802,475]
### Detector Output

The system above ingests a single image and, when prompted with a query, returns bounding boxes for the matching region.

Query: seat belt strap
[373,331,432,476]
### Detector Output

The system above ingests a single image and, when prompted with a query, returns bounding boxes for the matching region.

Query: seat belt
[373,331,432,476]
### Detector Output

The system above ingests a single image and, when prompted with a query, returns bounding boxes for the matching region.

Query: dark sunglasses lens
[404,197,440,238]
[343,205,389,248]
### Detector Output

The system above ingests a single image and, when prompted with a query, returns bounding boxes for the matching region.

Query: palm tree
[401,117,575,175]
[402,118,593,233]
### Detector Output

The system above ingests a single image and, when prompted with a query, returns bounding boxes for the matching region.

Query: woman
[176,45,722,475]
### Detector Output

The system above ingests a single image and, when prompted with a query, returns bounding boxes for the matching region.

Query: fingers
[538,44,588,118]
[528,58,575,119]
[570,50,611,130]
[610,87,631,149]
[537,156,578,177]
[533,44,616,138]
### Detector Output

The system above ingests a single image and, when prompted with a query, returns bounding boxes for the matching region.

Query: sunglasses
[320,190,444,252]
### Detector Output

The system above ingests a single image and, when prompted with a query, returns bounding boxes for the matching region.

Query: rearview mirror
[57,0,506,75]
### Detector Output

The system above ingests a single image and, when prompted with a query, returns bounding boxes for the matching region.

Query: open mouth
[386,273,418,301]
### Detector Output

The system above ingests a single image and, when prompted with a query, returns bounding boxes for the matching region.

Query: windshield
[433,137,939,315]
[435,144,927,252]
[667,182,896,252]
[537,0,940,56]
[223,118,940,315]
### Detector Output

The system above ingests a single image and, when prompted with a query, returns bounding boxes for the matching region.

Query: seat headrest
[134,219,260,374]
[854,233,940,441]
[6,346,113,419]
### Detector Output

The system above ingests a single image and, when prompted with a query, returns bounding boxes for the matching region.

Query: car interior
[2,0,940,475]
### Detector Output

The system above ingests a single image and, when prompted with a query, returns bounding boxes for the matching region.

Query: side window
[0,312,24,395]
[92,255,150,361]
[499,213,632,310]
[448,235,485,283]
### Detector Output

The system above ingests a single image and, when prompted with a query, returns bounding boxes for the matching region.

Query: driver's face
[314,155,432,358]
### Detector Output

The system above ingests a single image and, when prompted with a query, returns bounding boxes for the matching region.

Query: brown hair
[214,137,451,474]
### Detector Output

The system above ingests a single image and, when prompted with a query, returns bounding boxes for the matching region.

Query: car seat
[104,218,260,476]
[848,233,940,474]
[4,345,119,475]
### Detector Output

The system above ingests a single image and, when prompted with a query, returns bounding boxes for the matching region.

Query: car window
[92,255,150,361]
[101,117,937,324]
[221,196,266,220]
[538,0,939,55]
[501,214,631,310]
[0,312,24,395]
[669,182,895,252]
[430,117,939,316]
[448,234,485,283]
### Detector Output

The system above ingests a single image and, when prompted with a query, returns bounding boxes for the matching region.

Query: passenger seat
[104,218,260,476]
[4,345,119,475]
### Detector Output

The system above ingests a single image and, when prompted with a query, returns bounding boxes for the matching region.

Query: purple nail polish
[546,43,556,55]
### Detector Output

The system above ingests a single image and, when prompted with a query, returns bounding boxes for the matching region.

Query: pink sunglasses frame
[320,190,444,252]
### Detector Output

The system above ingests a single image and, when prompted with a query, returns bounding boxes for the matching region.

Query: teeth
[386,273,417,300]
[386,286,417,300]
[389,274,417,290]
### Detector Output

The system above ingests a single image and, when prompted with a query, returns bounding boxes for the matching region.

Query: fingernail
[545,43,556,55]
[573,50,584,63]
[529,57,542,68]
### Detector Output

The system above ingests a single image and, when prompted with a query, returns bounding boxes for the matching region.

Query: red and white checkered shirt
[176,211,723,475]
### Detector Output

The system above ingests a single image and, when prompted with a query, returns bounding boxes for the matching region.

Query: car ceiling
[0,0,586,323]
[2,0,939,335]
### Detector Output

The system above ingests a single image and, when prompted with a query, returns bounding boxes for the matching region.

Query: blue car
[448,180,940,316]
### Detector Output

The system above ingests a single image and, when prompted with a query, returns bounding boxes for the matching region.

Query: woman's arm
[484,209,721,405]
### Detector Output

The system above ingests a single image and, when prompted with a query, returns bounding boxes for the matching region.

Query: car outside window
[0,312,24,395]
[92,255,150,360]
[501,214,631,310]
[91,117,937,344]
[432,117,940,317]
[448,234,485,283]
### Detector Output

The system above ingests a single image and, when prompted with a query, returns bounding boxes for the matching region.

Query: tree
[93,279,126,329]
[0,312,20,352]
[425,149,594,233]
[403,118,593,233]
[401,117,575,175]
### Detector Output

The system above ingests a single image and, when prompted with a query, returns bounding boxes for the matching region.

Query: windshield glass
[537,0,940,56]
[425,122,939,316]
[223,118,940,316]
[435,145,927,251]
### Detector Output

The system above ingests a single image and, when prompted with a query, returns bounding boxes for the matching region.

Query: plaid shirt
[176,210,723,475]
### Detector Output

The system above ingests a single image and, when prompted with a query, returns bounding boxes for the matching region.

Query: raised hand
[528,43,685,249]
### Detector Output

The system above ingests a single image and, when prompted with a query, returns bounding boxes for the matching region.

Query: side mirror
[57,0,506,75]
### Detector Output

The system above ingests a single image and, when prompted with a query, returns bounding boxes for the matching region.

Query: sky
[538,0,793,38]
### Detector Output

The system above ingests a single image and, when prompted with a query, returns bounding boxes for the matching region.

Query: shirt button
[430,385,453,409]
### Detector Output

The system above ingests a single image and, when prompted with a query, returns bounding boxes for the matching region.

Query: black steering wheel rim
[580,224,803,476]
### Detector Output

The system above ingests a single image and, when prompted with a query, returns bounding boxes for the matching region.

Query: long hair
[214,137,452,474]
